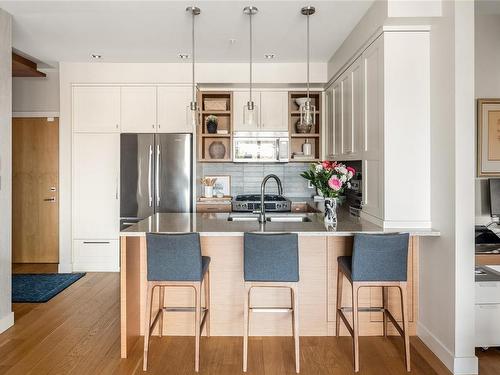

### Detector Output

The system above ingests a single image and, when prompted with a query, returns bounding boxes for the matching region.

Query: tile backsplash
[198,163,315,198]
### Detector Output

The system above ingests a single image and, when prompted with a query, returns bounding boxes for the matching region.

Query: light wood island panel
[120,234,419,358]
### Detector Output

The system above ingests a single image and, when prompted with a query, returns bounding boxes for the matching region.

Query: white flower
[335,166,347,175]
[315,164,323,172]
[340,175,347,183]
[347,182,351,188]
[347,171,354,179]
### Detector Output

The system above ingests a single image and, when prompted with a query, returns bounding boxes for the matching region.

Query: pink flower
[321,161,332,170]
[328,176,342,191]
[347,166,356,175]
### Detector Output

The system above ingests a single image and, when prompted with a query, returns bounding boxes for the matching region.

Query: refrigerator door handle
[148,145,153,207]
[156,144,160,206]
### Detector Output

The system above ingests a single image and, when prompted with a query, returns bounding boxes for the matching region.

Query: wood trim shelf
[201,134,231,138]
[201,110,231,115]
[291,134,320,138]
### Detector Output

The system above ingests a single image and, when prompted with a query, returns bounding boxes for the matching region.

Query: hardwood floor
[478,348,500,374]
[0,272,471,374]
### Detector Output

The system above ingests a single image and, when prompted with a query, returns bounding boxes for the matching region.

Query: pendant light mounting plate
[301,6,315,15]
[243,6,259,15]
[186,6,201,15]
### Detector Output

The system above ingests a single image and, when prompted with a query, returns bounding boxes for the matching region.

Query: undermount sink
[227,213,312,223]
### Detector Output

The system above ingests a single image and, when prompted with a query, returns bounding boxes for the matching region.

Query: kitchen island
[119,210,439,358]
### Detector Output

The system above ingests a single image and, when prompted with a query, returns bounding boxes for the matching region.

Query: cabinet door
[333,81,342,158]
[157,86,192,133]
[362,159,382,219]
[351,58,363,157]
[341,73,353,155]
[325,87,335,158]
[73,133,120,239]
[260,91,288,131]
[73,86,120,133]
[233,91,260,131]
[121,86,157,133]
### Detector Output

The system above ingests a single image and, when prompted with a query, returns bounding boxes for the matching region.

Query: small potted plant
[300,161,355,226]
[205,115,218,134]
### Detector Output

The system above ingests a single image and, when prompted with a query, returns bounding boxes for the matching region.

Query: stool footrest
[340,306,385,313]
[249,307,293,313]
[161,307,208,313]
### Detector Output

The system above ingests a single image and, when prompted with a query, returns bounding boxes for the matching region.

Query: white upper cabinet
[333,81,342,158]
[73,86,120,132]
[72,133,120,240]
[121,86,157,133]
[157,86,192,133]
[350,58,363,158]
[233,91,260,131]
[233,91,287,132]
[260,91,288,131]
[341,73,353,155]
[325,87,335,158]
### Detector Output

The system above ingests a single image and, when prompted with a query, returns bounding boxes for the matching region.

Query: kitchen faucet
[257,174,283,223]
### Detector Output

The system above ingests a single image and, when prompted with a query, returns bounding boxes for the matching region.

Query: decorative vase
[324,198,337,226]
[295,119,313,134]
[203,186,214,198]
[206,117,218,134]
[208,141,226,159]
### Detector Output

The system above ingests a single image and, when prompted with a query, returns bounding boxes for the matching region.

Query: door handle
[156,144,160,206]
[148,145,153,207]
[44,197,56,202]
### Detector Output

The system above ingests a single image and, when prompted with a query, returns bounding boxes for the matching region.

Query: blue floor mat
[12,273,86,303]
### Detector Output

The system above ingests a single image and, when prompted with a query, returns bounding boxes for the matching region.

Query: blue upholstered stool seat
[338,256,353,279]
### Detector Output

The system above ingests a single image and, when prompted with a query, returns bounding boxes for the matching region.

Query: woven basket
[204,99,227,111]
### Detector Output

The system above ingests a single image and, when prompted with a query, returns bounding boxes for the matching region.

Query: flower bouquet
[300,161,356,225]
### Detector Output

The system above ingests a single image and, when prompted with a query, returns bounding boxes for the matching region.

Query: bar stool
[336,233,411,373]
[243,232,300,373]
[143,233,210,372]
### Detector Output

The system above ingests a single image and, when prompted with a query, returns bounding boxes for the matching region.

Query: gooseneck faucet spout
[258,174,283,223]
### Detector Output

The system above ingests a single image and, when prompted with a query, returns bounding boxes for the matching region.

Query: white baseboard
[417,322,478,375]
[12,111,59,118]
[0,312,14,334]
[58,262,73,273]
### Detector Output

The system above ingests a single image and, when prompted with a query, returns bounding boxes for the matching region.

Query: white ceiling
[0,0,373,67]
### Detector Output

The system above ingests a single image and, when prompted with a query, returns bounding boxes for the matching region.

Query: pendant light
[186,5,201,128]
[300,6,316,128]
[243,6,258,127]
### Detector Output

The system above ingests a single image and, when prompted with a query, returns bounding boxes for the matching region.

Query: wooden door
[157,86,192,133]
[121,86,157,133]
[72,86,120,132]
[13,117,59,263]
[260,91,287,131]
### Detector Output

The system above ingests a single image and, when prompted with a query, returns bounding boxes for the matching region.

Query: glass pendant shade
[243,101,259,126]
[299,100,315,126]
[188,101,198,128]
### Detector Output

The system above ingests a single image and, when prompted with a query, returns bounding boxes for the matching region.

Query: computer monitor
[489,179,500,218]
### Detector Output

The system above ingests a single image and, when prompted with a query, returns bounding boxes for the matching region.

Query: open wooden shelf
[288,91,322,161]
[197,91,233,162]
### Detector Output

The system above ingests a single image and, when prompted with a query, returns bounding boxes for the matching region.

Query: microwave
[233,132,289,163]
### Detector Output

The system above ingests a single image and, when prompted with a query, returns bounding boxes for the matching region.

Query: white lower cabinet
[475,281,500,348]
[73,240,119,272]
[72,133,120,272]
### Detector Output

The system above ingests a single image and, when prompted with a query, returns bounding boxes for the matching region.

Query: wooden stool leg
[352,283,360,373]
[292,285,300,373]
[336,269,343,337]
[143,283,154,371]
[400,284,411,372]
[382,286,388,337]
[158,286,164,338]
[243,284,250,372]
[204,269,211,337]
[194,283,201,372]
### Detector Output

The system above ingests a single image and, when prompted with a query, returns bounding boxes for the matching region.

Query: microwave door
[233,138,279,163]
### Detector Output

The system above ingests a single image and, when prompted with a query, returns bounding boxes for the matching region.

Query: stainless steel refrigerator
[120,133,193,230]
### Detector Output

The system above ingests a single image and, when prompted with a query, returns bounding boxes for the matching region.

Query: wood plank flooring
[0,271,489,375]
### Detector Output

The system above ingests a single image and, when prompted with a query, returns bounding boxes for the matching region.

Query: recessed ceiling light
[91,54,102,59]
[178,53,190,59]
[264,54,275,59]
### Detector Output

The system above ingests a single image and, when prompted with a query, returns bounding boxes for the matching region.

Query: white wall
[0,8,14,334]
[419,1,477,374]
[12,68,60,115]
[474,13,500,225]
[327,0,477,373]
[58,61,327,272]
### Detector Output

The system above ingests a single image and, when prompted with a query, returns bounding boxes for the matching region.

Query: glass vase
[324,197,337,226]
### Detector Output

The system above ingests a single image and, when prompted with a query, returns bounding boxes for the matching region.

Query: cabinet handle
[152,124,155,129]
[83,241,110,244]
[116,124,119,129]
